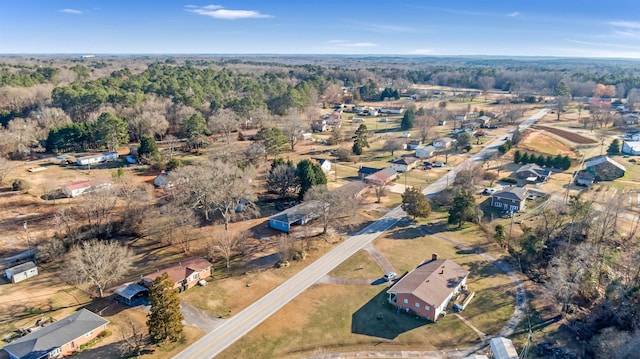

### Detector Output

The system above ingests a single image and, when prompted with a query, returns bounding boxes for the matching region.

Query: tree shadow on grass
[351,288,429,339]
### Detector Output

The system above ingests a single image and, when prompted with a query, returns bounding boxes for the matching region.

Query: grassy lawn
[329,250,382,279]
[216,285,478,359]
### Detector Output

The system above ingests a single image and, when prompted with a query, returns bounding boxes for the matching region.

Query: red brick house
[387,254,469,322]
[3,309,108,359]
[142,257,212,290]
[365,168,398,185]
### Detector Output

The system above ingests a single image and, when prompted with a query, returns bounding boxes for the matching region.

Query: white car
[384,272,397,281]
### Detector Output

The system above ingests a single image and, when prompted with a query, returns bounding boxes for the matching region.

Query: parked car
[433,162,444,167]
[482,188,496,195]
[384,272,397,281]
[487,125,498,129]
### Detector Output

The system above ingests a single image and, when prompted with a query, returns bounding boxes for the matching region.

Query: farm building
[415,145,437,159]
[75,152,118,166]
[142,257,212,290]
[269,200,322,233]
[387,254,470,322]
[622,141,640,155]
[5,261,38,283]
[585,156,626,181]
[62,178,113,198]
[3,309,108,359]
[489,337,519,359]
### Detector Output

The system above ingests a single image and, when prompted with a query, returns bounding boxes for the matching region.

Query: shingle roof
[388,259,469,307]
[143,257,212,285]
[114,283,149,300]
[492,187,528,201]
[391,157,418,165]
[4,309,108,359]
[358,166,381,176]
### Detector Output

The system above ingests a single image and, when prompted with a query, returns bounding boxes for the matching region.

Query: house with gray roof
[516,163,552,182]
[269,200,321,233]
[387,254,469,322]
[3,309,108,359]
[491,187,528,212]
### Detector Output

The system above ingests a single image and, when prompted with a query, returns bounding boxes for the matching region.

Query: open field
[531,125,597,144]
[519,130,578,157]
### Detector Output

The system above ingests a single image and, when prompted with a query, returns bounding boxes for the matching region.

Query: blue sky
[2,1,640,58]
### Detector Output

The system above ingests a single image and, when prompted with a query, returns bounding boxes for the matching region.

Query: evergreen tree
[607,139,621,155]
[555,80,572,97]
[296,159,326,200]
[494,224,507,247]
[147,273,184,343]
[521,152,530,164]
[95,112,128,151]
[179,113,208,140]
[513,150,522,164]
[561,155,572,170]
[401,187,431,220]
[138,134,159,158]
[535,154,546,166]
[545,155,554,168]
[401,107,415,130]
[553,154,563,169]
[352,124,369,155]
[448,190,476,229]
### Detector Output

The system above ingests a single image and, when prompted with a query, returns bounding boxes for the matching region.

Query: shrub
[334,148,352,162]
[12,179,30,192]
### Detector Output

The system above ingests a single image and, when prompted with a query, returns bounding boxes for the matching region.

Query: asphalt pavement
[173,107,549,359]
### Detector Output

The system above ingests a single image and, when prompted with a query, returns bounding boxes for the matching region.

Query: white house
[433,137,456,149]
[5,261,38,283]
[391,157,418,172]
[415,145,437,159]
[312,158,332,174]
[75,152,118,166]
[623,113,640,125]
[623,141,640,155]
[63,179,113,198]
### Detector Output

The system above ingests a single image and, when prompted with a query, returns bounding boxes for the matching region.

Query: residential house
[312,158,332,174]
[142,257,212,290]
[3,309,109,359]
[454,113,467,122]
[311,120,328,132]
[114,282,149,306]
[365,168,398,185]
[575,172,595,186]
[515,163,552,182]
[380,107,404,115]
[390,157,418,173]
[491,187,528,212]
[415,145,437,159]
[476,115,492,127]
[75,152,118,166]
[407,139,421,150]
[238,129,259,141]
[269,200,321,233]
[623,113,640,125]
[622,141,640,155]
[62,178,113,198]
[585,156,626,181]
[487,111,502,119]
[358,166,382,180]
[433,137,456,149]
[5,261,38,283]
[461,121,481,130]
[387,253,470,322]
[489,337,519,359]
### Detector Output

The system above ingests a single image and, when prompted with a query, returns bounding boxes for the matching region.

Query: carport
[115,283,149,306]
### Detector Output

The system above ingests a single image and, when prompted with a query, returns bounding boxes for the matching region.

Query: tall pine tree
[147,273,184,343]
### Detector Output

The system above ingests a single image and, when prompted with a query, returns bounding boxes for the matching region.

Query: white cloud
[186,4,271,20]
[609,21,640,29]
[328,40,377,48]
[59,8,83,15]
[508,12,520,17]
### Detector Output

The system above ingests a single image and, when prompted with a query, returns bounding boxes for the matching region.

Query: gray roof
[114,283,148,300]
[391,157,418,165]
[388,259,469,307]
[269,200,321,225]
[517,163,551,176]
[585,156,626,172]
[4,309,108,359]
[358,166,381,176]
[492,187,527,201]
[6,261,37,276]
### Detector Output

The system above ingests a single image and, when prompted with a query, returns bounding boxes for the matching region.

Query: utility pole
[23,221,32,260]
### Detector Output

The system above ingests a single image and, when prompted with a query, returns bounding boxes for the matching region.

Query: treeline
[513,150,571,170]
[0,65,59,86]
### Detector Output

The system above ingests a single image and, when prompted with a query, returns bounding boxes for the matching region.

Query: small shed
[489,337,518,359]
[269,201,321,232]
[5,261,38,283]
[114,283,149,306]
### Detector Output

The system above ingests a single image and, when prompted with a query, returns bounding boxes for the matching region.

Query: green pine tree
[147,273,184,343]
[401,187,431,220]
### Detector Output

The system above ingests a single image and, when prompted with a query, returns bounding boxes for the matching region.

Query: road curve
[174,108,549,359]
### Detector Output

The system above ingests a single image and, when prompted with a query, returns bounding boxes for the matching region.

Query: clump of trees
[513,150,571,170]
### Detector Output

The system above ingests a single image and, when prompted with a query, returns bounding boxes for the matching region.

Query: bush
[333,148,352,162]
[12,179,30,192]
[500,177,518,184]
[166,158,182,171]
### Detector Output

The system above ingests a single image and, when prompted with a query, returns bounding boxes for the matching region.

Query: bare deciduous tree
[0,156,13,185]
[279,110,306,152]
[414,115,435,143]
[209,108,240,144]
[207,230,240,268]
[118,317,148,358]
[74,185,119,237]
[65,239,133,297]
[304,184,360,234]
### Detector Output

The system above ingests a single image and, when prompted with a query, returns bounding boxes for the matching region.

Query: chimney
[432,253,439,261]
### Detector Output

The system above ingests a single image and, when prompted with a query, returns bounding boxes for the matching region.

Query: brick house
[365,168,398,186]
[387,254,469,322]
[142,257,212,290]
[3,309,108,359]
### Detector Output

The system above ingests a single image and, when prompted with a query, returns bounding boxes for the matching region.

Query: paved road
[173,108,549,359]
